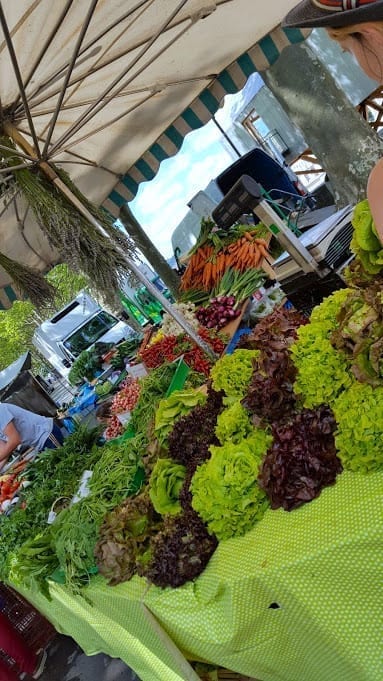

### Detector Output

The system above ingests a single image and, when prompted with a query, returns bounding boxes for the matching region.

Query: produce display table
[15,471,382,681]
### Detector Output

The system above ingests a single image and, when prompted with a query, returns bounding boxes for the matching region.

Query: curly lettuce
[333,383,383,473]
[352,200,381,252]
[310,288,353,333]
[350,200,383,275]
[210,349,259,399]
[154,389,206,445]
[149,458,186,515]
[290,323,353,408]
[215,401,254,444]
[191,436,270,540]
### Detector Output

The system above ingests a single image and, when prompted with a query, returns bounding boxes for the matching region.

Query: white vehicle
[32,291,133,379]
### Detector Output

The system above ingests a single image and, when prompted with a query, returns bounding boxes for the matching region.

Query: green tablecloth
[17,471,383,681]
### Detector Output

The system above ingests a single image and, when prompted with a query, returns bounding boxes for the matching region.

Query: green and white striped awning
[103,26,307,217]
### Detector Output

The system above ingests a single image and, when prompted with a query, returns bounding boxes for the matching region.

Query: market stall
[1,201,382,681]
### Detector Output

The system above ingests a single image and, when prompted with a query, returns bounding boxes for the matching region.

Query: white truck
[32,291,134,379]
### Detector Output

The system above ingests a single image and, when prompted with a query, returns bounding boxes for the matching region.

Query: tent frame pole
[3,124,217,361]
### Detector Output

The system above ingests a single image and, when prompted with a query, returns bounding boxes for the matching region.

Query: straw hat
[283,0,383,29]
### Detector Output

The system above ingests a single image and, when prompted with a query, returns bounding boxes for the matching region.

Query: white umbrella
[0,0,302,345]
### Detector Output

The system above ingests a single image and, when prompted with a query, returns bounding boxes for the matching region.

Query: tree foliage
[0,264,90,371]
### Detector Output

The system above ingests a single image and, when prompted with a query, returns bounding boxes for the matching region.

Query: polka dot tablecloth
[16,471,383,681]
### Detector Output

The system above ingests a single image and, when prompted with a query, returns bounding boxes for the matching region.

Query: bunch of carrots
[180,231,270,292]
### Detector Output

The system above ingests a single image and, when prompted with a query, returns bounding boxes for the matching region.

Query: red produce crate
[0,584,56,671]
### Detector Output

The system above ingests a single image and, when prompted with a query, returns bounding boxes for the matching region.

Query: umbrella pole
[52,173,218,359]
[3,125,217,360]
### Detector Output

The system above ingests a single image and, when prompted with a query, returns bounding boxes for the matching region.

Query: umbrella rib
[12,0,75,112]
[0,163,33,173]
[22,12,193,115]
[61,14,198,146]
[27,75,217,118]
[14,0,154,113]
[58,0,156,117]
[0,144,36,162]
[55,160,119,178]
[17,0,233,115]
[42,0,100,158]
[49,92,155,157]
[48,0,190,155]
[14,125,119,176]
[0,3,41,157]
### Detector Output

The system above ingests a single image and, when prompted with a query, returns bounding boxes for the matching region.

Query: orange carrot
[257,244,269,260]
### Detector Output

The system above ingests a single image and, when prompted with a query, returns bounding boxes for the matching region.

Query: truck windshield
[63,310,117,357]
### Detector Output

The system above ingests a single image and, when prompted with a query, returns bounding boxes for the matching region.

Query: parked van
[32,291,133,379]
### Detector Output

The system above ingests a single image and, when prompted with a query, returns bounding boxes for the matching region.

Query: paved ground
[38,634,140,681]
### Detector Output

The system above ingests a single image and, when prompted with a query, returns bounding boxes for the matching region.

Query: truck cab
[32,292,133,379]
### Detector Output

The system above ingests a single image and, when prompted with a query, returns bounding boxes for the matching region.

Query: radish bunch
[111,379,140,414]
[104,415,123,440]
[196,296,240,330]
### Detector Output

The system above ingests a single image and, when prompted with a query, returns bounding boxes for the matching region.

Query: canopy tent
[0,351,56,416]
[0,0,306,308]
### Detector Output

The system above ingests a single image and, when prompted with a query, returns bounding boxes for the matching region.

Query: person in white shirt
[0,403,64,471]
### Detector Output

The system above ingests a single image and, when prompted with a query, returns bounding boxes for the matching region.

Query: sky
[129,75,263,259]
[129,119,236,259]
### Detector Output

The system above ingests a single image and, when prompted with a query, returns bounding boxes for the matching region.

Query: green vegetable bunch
[0,425,102,582]
[68,348,102,385]
[149,458,186,515]
[89,435,145,505]
[351,199,383,275]
[215,401,255,445]
[50,498,105,595]
[154,389,207,446]
[210,349,259,399]
[333,382,383,473]
[329,284,383,386]
[9,531,57,599]
[95,380,113,396]
[191,436,270,540]
[291,323,353,408]
[129,363,181,440]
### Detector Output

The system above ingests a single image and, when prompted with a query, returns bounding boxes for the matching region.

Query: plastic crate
[0,584,56,670]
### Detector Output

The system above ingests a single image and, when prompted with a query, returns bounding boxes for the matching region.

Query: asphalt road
[38,634,140,681]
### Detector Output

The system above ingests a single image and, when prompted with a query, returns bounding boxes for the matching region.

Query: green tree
[0,264,90,371]
[0,301,35,370]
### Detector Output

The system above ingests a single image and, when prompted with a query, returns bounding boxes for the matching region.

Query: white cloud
[129,119,239,259]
